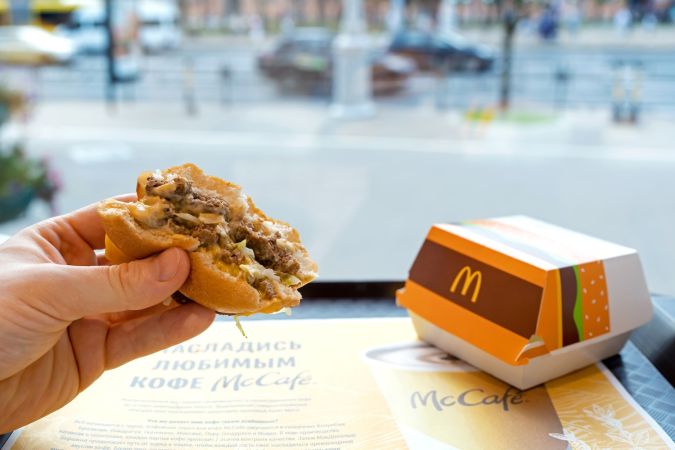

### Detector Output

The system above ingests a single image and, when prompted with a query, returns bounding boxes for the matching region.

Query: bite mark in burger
[98,163,318,315]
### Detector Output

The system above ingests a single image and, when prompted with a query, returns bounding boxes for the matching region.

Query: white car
[0,26,75,66]
[138,0,182,53]
[57,6,107,54]
[57,0,181,54]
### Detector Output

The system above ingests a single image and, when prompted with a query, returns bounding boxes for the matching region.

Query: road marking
[28,125,675,163]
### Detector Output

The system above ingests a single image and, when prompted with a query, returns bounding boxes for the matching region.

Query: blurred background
[0,0,673,293]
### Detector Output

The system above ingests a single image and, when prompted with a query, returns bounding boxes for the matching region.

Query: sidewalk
[461,25,675,50]
[185,25,675,51]
[24,100,675,159]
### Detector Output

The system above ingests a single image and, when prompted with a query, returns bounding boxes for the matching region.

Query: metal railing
[5,53,675,118]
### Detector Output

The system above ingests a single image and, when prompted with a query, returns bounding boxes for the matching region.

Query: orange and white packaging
[396,216,653,390]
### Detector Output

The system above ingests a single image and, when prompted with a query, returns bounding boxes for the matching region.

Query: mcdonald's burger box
[396,216,652,390]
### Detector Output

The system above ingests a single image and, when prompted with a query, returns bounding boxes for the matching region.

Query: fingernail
[157,248,180,282]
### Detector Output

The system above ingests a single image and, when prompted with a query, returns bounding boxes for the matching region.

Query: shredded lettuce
[270,307,293,316]
[239,263,261,283]
[233,315,247,338]
[242,247,255,261]
[234,239,247,250]
[233,240,255,262]
[281,274,301,287]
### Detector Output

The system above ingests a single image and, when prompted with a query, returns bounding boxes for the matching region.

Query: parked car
[55,0,181,54]
[388,30,495,72]
[56,7,106,55]
[0,26,75,66]
[138,0,182,53]
[258,28,416,95]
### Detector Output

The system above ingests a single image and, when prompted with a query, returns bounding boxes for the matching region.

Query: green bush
[0,145,60,223]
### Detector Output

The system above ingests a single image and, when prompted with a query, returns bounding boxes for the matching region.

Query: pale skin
[0,198,216,433]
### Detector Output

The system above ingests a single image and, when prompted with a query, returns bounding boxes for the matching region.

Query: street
[12,33,675,116]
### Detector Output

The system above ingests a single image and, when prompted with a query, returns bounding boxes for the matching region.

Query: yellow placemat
[5,318,673,450]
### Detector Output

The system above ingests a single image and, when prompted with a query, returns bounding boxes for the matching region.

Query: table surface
[1,297,674,447]
[240,297,675,441]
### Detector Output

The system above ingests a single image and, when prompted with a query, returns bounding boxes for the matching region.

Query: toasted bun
[98,163,315,315]
[100,200,200,260]
[180,251,300,315]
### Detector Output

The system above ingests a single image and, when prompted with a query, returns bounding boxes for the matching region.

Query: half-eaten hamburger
[98,163,318,315]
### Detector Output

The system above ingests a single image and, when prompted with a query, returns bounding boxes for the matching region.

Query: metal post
[183,57,197,116]
[434,0,459,113]
[629,62,642,124]
[387,0,405,35]
[435,58,451,111]
[553,63,570,109]
[104,0,117,111]
[330,0,374,119]
[436,0,457,37]
[611,61,624,123]
[220,65,232,106]
[9,0,31,24]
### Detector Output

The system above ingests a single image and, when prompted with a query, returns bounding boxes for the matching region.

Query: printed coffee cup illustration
[364,342,565,450]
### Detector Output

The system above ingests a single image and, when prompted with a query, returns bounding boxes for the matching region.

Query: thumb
[45,248,191,320]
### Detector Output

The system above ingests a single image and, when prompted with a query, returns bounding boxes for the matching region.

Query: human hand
[0,198,215,433]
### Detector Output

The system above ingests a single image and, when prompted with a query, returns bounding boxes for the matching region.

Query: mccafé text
[411,387,524,412]
[210,371,312,392]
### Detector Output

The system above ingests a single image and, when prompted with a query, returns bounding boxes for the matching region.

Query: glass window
[0,1,673,298]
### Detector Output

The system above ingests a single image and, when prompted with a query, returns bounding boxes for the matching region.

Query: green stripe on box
[572,265,584,342]
[560,266,580,346]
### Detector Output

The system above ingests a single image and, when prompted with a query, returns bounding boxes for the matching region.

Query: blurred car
[56,0,181,55]
[54,6,106,54]
[0,26,75,66]
[257,28,416,95]
[138,0,182,53]
[388,30,495,72]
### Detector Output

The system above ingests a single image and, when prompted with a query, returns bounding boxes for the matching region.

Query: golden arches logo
[450,266,482,303]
